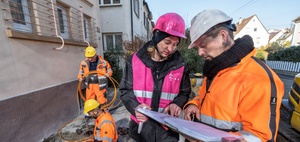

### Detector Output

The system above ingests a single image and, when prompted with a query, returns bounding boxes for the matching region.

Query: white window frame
[99,0,121,5]
[144,12,148,29]
[10,0,32,32]
[83,16,90,42]
[103,33,123,50]
[57,5,69,39]
[133,0,139,17]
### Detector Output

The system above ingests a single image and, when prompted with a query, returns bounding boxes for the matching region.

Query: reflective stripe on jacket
[78,55,113,90]
[94,111,118,142]
[130,53,184,123]
[185,50,284,141]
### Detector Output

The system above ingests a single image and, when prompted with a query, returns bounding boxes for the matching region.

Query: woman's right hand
[135,104,151,123]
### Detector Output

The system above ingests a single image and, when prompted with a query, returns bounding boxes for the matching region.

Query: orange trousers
[86,84,107,105]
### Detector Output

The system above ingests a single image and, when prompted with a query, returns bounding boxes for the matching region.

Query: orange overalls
[78,55,113,104]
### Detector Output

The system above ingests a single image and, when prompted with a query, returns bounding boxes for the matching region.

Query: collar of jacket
[203,35,254,79]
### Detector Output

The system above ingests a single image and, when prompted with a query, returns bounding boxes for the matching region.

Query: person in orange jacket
[183,9,284,142]
[84,99,118,142]
[78,46,113,105]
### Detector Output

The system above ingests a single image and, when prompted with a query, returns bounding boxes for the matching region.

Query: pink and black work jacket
[120,41,191,124]
[130,53,185,123]
[119,41,191,141]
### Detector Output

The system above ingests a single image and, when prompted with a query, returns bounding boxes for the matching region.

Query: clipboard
[137,108,242,142]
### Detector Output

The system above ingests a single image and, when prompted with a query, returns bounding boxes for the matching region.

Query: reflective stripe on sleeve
[201,114,242,131]
[95,120,114,142]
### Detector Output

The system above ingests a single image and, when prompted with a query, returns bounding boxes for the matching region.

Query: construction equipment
[278,73,300,141]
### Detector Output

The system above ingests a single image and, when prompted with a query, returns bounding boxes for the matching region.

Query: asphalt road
[277,73,295,98]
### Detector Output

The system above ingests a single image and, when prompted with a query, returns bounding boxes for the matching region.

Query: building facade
[0,0,153,141]
[234,15,269,48]
[291,16,300,46]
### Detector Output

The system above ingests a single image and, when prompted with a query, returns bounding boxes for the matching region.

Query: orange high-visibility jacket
[185,50,284,141]
[94,111,118,142]
[78,55,113,89]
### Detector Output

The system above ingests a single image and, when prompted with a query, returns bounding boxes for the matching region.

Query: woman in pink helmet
[120,13,191,142]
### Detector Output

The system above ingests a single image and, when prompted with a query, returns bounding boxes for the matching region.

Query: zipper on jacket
[199,91,210,112]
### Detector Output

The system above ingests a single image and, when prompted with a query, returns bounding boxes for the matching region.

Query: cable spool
[77,70,121,111]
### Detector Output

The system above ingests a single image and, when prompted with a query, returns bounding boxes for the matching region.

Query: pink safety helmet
[153,13,186,39]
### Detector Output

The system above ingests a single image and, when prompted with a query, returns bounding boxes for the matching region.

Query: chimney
[239,17,243,24]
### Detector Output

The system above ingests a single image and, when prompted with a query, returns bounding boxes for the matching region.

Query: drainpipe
[130,0,133,42]
[51,0,65,50]
[79,6,90,47]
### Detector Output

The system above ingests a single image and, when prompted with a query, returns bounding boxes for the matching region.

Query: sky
[146,0,300,30]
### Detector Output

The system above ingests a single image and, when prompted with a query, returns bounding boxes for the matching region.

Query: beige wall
[0,0,99,141]
[0,0,99,100]
[0,36,83,100]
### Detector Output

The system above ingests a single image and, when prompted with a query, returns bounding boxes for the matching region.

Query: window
[57,5,69,39]
[9,0,32,32]
[133,0,139,17]
[99,0,120,5]
[256,37,260,45]
[254,28,257,32]
[144,12,148,29]
[83,16,90,42]
[103,33,122,50]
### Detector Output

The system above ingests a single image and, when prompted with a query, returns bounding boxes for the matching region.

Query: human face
[87,109,98,118]
[87,55,96,62]
[156,36,180,59]
[193,33,227,61]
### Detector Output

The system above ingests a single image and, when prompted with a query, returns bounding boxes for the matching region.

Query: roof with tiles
[234,15,255,35]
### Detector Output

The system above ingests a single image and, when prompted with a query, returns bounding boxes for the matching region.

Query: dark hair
[204,22,235,39]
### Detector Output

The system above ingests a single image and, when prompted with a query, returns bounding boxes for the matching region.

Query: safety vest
[130,53,184,123]
[94,111,118,142]
[78,55,112,90]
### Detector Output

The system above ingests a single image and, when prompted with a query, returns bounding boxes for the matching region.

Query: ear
[220,30,229,46]
[219,30,228,41]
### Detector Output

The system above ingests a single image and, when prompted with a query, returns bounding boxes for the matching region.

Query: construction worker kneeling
[78,46,113,105]
[84,99,118,142]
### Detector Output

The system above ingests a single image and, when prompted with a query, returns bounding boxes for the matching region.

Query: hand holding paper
[135,104,150,134]
[137,108,242,141]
